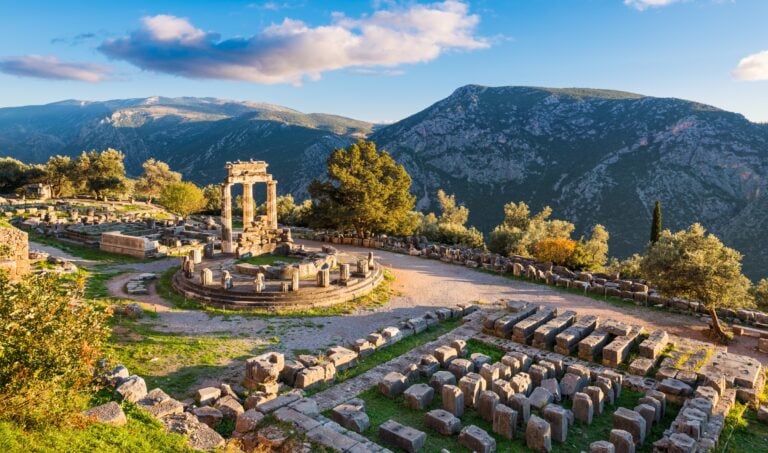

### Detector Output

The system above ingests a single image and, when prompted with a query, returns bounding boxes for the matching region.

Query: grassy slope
[27,231,146,263]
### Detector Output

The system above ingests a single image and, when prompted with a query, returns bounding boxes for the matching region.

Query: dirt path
[97,239,766,364]
[29,240,96,267]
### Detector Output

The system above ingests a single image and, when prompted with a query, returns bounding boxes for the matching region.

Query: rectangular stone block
[555,315,598,355]
[579,331,611,362]
[532,310,577,350]
[378,420,426,453]
[513,307,557,344]
[493,404,517,439]
[639,330,669,359]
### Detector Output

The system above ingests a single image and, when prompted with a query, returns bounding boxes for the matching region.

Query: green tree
[750,278,768,310]
[202,184,223,212]
[308,140,416,237]
[640,223,753,340]
[436,190,469,226]
[43,155,76,197]
[0,272,108,427]
[76,149,128,199]
[134,159,182,203]
[159,181,206,217]
[0,158,45,193]
[569,224,610,271]
[650,200,662,244]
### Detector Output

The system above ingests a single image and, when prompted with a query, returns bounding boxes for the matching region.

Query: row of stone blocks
[485,301,675,373]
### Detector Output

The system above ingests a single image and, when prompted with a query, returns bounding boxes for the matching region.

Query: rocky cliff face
[2,87,768,277]
[370,85,768,278]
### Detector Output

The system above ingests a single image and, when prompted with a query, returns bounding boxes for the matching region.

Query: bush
[532,237,577,265]
[487,226,522,256]
[0,272,109,427]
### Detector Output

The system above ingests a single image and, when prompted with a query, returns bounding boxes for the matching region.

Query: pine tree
[650,200,662,244]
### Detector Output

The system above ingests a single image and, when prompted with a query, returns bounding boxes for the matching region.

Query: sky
[0,0,767,123]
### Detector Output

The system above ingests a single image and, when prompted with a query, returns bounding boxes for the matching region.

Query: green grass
[157,266,397,317]
[84,269,124,300]
[0,403,193,453]
[354,340,680,453]
[235,254,301,266]
[717,403,768,452]
[106,319,258,397]
[27,231,148,264]
[307,318,463,396]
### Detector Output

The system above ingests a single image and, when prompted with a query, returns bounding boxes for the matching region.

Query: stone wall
[100,231,158,258]
[0,224,30,281]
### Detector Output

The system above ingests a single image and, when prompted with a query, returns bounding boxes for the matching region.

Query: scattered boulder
[235,408,264,433]
[194,406,224,429]
[115,375,147,403]
[82,402,127,427]
[331,399,370,433]
[425,409,462,436]
[458,425,496,453]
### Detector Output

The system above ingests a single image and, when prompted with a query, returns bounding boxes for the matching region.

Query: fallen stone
[459,372,486,408]
[493,403,517,439]
[137,388,184,419]
[235,408,264,433]
[510,372,533,396]
[493,378,515,405]
[434,345,458,366]
[442,384,464,417]
[573,392,594,424]
[429,370,456,391]
[590,440,615,453]
[215,395,245,420]
[613,407,645,446]
[425,409,461,436]
[448,358,474,380]
[404,383,434,410]
[379,372,408,398]
[543,404,569,442]
[526,415,552,452]
[195,387,221,406]
[530,387,554,411]
[510,393,531,424]
[162,412,225,451]
[194,406,224,429]
[458,425,497,453]
[114,375,147,403]
[256,425,289,449]
[82,402,127,427]
[477,390,500,422]
[331,398,370,433]
[418,354,441,377]
[609,429,634,453]
[378,419,426,453]
[634,404,655,436]
[470,352,492,370]
[586,386,606,415]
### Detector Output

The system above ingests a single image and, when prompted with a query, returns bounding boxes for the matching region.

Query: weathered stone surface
[492,379,515,405]
[459,372,486,408]
[235,408,264,433]
[555,315,598,355]
[304,425,359,452]
[560,373,587,399]
[367,332,386,347]
[501,355,522,374]
[104,365,130,387]
[163,412,225,451]
[83,402,127,427]
[451,339,468,357]
[510,393,531,424]
[658,378,693,398]
[602,327,642,368]
[609,429,634,453]
[628,358,654,376]
[137,388,184,419]
[479,363,501,388]
[638,397,662,423]
[758,405,768,423]
[613,407,645,446]
[288,398,319,417]
[634,404,655,436]
[530,387,554,410]
[379,419,426,453]
[442,384,465,417]
[526,415,552,452]
[215,395,245,420]
[434,345,458,366]
[425,409,462,436]
[294,366,325,390]
[541,378,562,403]
[597,377,616,405]
[430,370,456,391]
[418,354,440,377]
[529,364,550,387]
[255,392,301,414]
[449,358,474,380]
[273,407,321,432]
[543,404,569,443]
[590,440,615,453]
[532,311,577,350]
[244,392,274,409]
[514,307,556,344]
[115,375,147,403]
[573,392,594,425]
[196,387,221,406]
[508,351,533,371]
[195,406,224,429]
[579,332,611,361]
[477,390,500,422]
[326,346,358,371]
[510,372,533,396]
[669,432,696,452]
[586,386,605,415]
[599,370,624,400]
[352,338,376,358]
[331,398,370,433]
[459,425,497,453]
[493,404,517,439]
[379,372,408,398]
[470,352,492,370]
[404,383,435,410]
[639,330,669,359]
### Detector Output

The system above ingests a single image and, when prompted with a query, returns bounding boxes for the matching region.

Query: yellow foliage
[532,237,577,265]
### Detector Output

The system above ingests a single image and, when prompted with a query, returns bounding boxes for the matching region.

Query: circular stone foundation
[171,249,385,311]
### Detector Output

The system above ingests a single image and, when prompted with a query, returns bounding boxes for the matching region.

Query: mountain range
[2,86,768,279]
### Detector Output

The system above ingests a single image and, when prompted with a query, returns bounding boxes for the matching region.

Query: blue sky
[0,0,767,123]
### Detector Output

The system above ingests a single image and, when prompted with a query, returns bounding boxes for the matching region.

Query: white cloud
[733,50,768,81]
[0,55,110,82]
[624,0,683,11]
[99,1,488,85]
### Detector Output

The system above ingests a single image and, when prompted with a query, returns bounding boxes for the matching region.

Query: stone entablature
[0,224,30,281]
[100,231,159,258]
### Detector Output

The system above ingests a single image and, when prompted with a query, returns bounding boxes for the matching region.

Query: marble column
[221,183,234,253]
[266,180,278,229]
[242,182,254,228]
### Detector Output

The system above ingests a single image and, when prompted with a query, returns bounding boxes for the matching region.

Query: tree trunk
[708,306,727,339]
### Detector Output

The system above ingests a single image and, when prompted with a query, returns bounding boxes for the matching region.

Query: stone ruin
[0,222,30,281]
[220,160,292,257]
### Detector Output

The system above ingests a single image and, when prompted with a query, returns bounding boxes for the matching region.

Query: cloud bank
[0,55,110,82]
[98,0,487,84]
[733,50,768,81]
[624,0,682,10]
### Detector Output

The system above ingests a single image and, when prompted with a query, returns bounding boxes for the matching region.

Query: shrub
[532,237,577,265]
[0,272,109,427]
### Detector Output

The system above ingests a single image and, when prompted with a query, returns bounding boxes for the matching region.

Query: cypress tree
[650,200,662,243]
